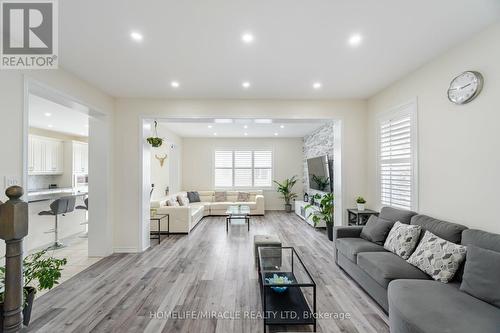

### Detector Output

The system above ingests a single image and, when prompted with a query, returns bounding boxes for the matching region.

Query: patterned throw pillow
[214,191,227,202]
[177,194,189,206]
[237,192,250,202]
[384,221,422,259]
[166,199,179,207]
[407,231,467,283]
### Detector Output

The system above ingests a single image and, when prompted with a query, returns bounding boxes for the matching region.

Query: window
[214,150,273,188]
[378,101,417,211]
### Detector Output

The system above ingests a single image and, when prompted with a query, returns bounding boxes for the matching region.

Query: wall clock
[447,71,483,105]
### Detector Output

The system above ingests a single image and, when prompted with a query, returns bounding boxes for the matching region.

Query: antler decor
[155,154,167,167]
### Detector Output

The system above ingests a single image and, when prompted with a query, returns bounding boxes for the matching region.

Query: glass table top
[226,205,251,215]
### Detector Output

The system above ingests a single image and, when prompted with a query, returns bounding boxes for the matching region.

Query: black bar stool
[76,197,88,238]
[38,195,76,249]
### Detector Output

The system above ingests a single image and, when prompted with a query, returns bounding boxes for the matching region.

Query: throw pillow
[187,191,201,203]
[177,194,189,206]
[237,192,250,202]
[214,191,227,202]
[166,198,179,207]
[384,221,421,259]
[460,245,500,307]
[360,216,395,245]
[407,231,467,283]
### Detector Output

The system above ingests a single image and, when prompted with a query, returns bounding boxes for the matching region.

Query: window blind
[214,149,273,188]
[379,114,414,210]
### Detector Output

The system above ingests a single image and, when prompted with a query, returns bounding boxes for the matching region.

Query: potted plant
[146,121,164,147]
[312,175,330,191]
[356,196,366,211]
[0,249,67,328]
[273,176,298,213]
[306,193,334,241]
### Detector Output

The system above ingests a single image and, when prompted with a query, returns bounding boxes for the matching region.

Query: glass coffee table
[226,205,251,232]
[258,246,316,333]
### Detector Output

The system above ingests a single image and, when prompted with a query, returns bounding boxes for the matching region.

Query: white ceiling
[29,94,89,137]
[59,0,500,99]
[160,119,327,138]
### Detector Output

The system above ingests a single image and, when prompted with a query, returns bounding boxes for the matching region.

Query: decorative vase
[357,203,365,211]
[304,193,309,202]
[327,224,333,241]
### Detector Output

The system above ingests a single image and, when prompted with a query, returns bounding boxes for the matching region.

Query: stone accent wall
[303,122,334,193]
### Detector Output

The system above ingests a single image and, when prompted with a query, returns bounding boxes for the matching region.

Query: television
[307,155,332,193]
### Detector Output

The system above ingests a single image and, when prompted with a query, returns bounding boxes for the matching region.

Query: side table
[347,208,379,226]
[150,213,169,244]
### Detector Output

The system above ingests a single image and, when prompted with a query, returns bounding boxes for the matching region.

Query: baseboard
[113,247,142,253]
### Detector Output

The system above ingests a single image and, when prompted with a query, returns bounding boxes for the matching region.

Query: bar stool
[38,196,76,249]
[76,197,88,238]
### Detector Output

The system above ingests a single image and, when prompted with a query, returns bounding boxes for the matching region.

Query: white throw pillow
[407,231,467,283]
[177,194,189,206]
[384,221,421,259]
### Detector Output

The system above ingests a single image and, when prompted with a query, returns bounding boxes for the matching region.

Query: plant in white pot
[356,196,366,211]
[305,193,334,241]
[273,176,298,213]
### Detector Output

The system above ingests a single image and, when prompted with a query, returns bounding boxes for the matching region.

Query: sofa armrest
[333,226,363,240]
[155,206,191,233]
[255,195,265,214]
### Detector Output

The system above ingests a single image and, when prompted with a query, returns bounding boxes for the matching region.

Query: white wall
[114,98,368,251]
[150,123,183,201]
[366,22,500,234]
[0,69,115,257]
[182,137,304,210]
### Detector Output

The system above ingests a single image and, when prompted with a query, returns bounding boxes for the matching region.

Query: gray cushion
[388,279,500,333]
[214,191,227,202]
[460,246,500,308]
[187,191,200,203]
[379,207,417,224]
[358,252,429,288]
[461,229,500,252]
[335,238,387,263]
[410,214,467,244]
[237,192,250,202]
[360,216,394,245]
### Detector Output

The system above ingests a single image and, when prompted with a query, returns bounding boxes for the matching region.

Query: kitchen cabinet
[72,142,88,174]
[28,135,64,175]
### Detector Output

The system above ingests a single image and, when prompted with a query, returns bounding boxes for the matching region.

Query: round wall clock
[447,71,484,105]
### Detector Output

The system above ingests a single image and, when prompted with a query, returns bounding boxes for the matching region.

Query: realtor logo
[1,0,58,69]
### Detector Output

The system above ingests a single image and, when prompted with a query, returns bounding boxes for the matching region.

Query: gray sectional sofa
[334,207,500,333]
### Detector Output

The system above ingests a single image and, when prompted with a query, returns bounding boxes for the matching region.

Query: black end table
[347,208,379,226]
[150,213,169,244]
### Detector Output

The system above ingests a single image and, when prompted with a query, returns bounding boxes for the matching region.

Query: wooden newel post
[0,186,28,333]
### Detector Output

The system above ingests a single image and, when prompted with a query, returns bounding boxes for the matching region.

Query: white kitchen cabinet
[72,142,88,174]
[28,135,64,175]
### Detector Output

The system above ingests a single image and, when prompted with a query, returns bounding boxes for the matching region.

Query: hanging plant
[146,121,164,147]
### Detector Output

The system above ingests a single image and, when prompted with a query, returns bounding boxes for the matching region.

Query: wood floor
[24,212,388,333]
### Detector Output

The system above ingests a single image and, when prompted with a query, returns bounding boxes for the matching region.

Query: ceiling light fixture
[254,119,272,124]
[274,133,279,136]
[44,112,52,117]
[348,33,363,47]
[243,125,248,129]
[280,125,285,129]
[213,132,217,136]
[47,124,53,128]
[244,133,248,136]
[171,81,180,88]
[214,119,233,124]
[242,81,251,89]
[241,32,255,44]
[208,125,213,128]
[130,31,143,42]
[313,82,322,90]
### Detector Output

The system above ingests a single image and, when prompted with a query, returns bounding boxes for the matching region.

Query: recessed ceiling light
[241,33,255,44]
[242,81,251,89]
[214,119,233,124]
[44,112,52,117]
[130,31,143,42]
[213,132,217,136]
[244,133,248,136]
[47,124,53,128]
[280,125,285,129]
[254,119,272,124]
[208,125,213,128]
[313,82,322,90]
[171,81,180,88]
[84,124,89,128]
[348,33,363,47]
[243,125,248,129]
[274,133,279,136]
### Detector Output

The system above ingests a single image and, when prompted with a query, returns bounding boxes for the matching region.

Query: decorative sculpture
[155,154,167,167]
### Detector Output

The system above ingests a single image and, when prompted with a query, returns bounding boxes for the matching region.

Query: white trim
[376,98,418,211]
[113,247,143,253]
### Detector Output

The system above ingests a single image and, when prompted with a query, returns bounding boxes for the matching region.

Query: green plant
[273,176,298,205]
[305,192,334,226]
[356,196,366,204]
[146,121,164,147]
[0,249,67,303]
[312,174,330,191]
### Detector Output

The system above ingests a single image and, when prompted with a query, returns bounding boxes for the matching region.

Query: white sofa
[150,190,265,233]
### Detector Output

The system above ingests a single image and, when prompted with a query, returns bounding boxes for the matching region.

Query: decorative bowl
[265,274,293,293]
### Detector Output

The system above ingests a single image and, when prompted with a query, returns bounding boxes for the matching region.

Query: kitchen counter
[27,187,88,203]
